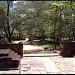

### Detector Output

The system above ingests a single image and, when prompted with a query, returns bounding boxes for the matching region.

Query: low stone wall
[60,40,75,57]
[0,43,23,56]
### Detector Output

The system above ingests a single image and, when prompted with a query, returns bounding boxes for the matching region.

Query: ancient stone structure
[60,40,75,57]
[0,42,23,69]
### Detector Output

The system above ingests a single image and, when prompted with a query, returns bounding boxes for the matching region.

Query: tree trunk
[41,30,45,42]
[7,1,12,43]
[54,21,56,49]
[8,35,12,43]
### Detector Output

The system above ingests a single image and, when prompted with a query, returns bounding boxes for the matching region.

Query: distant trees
[0,1,75,45]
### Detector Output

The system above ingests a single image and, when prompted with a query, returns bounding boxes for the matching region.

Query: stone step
[10,60,19,68]
[0,57,11,62]
[0,49,11,54]
[8,51,15,58]
[11,53,20,61]
[23,53,59,57]
[0,54,8,57]
[9,51,20,60]
[0,57,19,69]
[0,49,11,57]
[0,57,12,69]
[0,50,20,69]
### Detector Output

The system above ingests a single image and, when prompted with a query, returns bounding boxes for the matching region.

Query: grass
[32,39,60,49]
[40,44,59,49]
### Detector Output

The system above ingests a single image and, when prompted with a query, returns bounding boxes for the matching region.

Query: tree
[0,1,23,42]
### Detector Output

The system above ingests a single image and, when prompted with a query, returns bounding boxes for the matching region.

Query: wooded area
[0,1,75,49]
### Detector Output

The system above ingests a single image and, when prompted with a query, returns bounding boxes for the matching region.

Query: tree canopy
[0,1,75,45]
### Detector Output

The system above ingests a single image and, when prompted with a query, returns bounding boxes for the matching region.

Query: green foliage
[0,1,75,44]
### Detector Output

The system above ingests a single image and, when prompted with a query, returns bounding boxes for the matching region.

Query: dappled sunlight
[0,1,75,74]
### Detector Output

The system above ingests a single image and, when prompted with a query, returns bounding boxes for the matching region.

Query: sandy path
[23,45,44,51]
[13,39,44,54]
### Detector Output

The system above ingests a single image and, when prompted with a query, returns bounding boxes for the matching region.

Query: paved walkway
[50,56,75,74]
[19,54,75,74]
[20,55,61,74]
[0,54,75,74]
